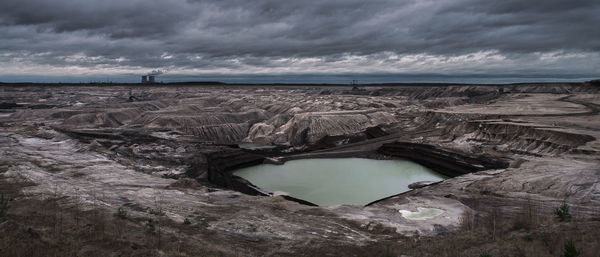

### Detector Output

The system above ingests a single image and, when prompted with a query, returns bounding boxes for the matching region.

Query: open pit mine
[1,82,599,256]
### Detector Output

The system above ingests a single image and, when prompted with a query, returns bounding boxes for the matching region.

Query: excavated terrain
[1,82,599,256]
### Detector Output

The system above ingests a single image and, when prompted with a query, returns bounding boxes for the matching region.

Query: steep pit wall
[201,141,509,206]
[201,148,267,195]
[377,141,509,177]
[447,120,595,155]
[132,109,269,143]
[199,148,321,205]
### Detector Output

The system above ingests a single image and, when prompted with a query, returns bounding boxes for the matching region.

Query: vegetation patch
[555,202,572,222]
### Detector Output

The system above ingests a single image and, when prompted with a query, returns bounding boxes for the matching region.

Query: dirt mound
[247,110,397,146]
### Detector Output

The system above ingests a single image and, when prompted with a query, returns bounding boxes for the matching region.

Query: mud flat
[1,82,600,256]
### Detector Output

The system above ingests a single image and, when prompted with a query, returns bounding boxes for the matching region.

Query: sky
[0,0,599,83]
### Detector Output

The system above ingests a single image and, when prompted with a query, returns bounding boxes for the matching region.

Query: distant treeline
[0,81,226,86]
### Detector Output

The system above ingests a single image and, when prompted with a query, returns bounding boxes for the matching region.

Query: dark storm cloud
[0,0,598,74]
[424,0,600,54]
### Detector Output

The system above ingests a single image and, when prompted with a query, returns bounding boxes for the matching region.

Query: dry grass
[0,195,241,257]
[377,200,600,257]
[0,169,238,257]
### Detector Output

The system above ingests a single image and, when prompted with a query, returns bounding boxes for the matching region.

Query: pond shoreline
[204,141,509,206]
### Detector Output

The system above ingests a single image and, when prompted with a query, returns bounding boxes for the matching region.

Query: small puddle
[399,207,444,220]
[234,158,447,206]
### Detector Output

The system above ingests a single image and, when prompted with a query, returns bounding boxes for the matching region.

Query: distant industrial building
[141,75,156,83]
[141,70,162,84]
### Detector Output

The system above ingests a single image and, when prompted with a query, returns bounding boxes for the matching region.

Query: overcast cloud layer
[0,0,599,81]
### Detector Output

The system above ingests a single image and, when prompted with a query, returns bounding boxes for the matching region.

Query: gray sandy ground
[1,83,599,255]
